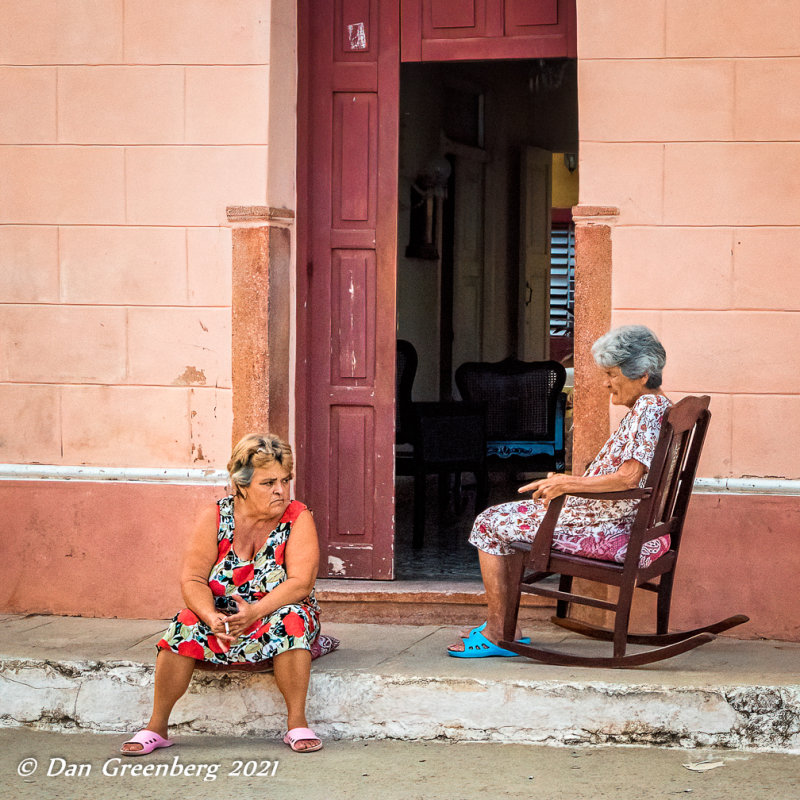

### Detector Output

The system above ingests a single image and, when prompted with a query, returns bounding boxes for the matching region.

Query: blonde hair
[227,433,293,498]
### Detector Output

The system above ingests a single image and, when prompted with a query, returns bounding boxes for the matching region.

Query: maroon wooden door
[400,0,576,61]
[297,1,399,579]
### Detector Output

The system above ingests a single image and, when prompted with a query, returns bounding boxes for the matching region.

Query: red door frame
[296,0,577,580]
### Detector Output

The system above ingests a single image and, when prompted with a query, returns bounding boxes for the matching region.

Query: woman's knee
[273,647,312,681]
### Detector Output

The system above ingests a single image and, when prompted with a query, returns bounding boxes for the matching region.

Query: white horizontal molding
[1,465,799,495]
[0,464,228,486]
[693,477,800,496]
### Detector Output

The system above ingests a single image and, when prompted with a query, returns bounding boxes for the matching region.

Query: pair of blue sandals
[447,621,530,658]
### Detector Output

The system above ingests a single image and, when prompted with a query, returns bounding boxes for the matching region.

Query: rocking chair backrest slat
[627,396,711,565]
[666,406,710,554]
[649,433,683,527]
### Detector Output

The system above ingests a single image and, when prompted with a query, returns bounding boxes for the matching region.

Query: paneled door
[451,153,487,372]
[297,0,400,579]
[401,0,575,61]
[519,146,552,360]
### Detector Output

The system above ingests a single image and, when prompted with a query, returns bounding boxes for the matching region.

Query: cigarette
[224,621,230,635]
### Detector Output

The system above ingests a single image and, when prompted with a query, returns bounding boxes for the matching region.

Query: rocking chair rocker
[499,395,749,668]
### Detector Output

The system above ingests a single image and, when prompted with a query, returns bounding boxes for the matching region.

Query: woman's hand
[518,472,573,507]
[518,459,647,507]
[221,594,261,638]
[204,612,237,650]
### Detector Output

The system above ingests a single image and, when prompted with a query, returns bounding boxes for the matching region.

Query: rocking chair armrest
[563,487,652,501]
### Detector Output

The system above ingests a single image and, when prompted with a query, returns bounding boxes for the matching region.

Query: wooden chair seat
[498,395,749,668]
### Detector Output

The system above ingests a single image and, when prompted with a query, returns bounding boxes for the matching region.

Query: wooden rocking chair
[499,395,749,668]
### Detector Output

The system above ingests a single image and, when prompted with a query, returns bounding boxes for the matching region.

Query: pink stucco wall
[576,1,800,641]
[1,2,798,641]
[0,1,282,470]
[577,0,800,481]
[0,480,224,618]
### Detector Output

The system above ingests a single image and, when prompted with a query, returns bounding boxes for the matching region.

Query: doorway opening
[394,58,579,581]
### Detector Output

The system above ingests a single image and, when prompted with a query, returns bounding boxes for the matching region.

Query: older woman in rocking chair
[448,325,671,657]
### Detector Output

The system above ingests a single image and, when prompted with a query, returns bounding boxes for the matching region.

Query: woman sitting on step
[121,433,337,755]
[448,325,671,657]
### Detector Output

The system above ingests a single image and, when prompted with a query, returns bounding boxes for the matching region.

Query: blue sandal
[448,624,527,658]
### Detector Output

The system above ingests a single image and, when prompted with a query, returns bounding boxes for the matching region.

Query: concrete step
[1,615,799,752]
[314,578,556,625]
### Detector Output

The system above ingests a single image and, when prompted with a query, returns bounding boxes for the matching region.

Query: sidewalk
[4,728,800,800]
[1,614,799,752]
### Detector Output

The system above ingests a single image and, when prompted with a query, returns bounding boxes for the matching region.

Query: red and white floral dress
[157,497,321,664]
[469,394,672,567]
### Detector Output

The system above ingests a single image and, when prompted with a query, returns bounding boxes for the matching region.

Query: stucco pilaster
[228,206,294,444]
[571,205,617,476]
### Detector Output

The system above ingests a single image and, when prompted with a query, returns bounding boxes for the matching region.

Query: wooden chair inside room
[395,339,489,548]
[455,358,567,475]
[398,401,489,549]
[395,339,418,450]
[498,395,749,667]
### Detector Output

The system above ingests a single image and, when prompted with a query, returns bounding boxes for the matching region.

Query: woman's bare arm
[519,459,647,506]
[180,505,225,625]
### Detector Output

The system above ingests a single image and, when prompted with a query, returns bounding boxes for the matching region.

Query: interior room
[394,58,579,580]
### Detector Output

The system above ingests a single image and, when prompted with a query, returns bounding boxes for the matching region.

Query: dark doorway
[394,58,579,580]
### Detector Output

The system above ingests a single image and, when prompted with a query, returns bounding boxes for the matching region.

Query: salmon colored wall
[0,1,281,470]
[0,481,226,618]
[641,493,800,642]
[577,0,800,480]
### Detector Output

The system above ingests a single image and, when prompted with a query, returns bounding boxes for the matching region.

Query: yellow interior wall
[552,153,579,208]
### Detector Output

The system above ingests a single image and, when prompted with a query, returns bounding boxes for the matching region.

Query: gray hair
[227,433,293,498]
[591,325,666,390]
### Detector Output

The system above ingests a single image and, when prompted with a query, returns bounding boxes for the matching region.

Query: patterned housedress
[157,497,321,664]
[470,394,672,568]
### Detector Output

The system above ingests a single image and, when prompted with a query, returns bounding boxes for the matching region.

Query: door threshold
[316,578,554,625]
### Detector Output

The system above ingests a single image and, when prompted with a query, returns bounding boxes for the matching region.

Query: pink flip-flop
[283,727,323,753]
[120,729,174,756]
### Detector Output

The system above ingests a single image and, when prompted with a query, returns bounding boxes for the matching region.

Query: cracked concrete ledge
[2,657,799,753]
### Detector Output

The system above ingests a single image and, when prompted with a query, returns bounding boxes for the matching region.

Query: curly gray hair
[591,325,666,390]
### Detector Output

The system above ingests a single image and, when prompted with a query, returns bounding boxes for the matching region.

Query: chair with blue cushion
[455,358,567,476]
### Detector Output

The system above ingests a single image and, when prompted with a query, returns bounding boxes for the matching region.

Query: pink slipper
[120,729,174,756]
[283,727,323,753]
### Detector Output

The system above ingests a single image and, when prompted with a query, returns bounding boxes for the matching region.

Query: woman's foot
[447,625,522,658]
[449,623,503,653]
[120,728,173,755]
[284,727,323,752]
[451,621,524,652]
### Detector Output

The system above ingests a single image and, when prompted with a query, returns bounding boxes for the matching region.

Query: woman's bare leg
[450,549,525,651]
[121,649,196,752]
[273,648,320,752]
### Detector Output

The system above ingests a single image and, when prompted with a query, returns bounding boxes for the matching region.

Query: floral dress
[157,497,321,665]
[470,394,672,567]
